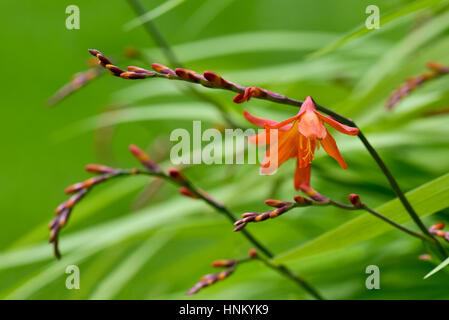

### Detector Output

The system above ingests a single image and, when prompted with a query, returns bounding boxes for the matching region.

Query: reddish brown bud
[105,64,125,77]
[349,193,362,207]
[203,71,220,83]
[168,168,187,184]
[265,199,286,208]
[151,63,176,75]
[203,71,232,88]
[432,222,445,230]
[211,259,237,268]
[175,68,200,83]
[248,249,258,259]
[85,164,118,174]
[88,49,101,57]
[293,195,313,205]
[178,187,198,199]
[127,66,154,74]
[233,87,263,104]
[233,223,246,232]
[241,212,258,218]
[64,175,109,194]
[120,72,148,79]
[129,144,160,172]
[437,230,446,237]
[96,54,112,67]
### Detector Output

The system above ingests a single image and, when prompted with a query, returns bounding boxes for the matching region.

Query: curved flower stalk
[241,96,358,200]
[187,249,258,295]
[234,194,433,245]
[50,144,324,299]
[386,62,449,110]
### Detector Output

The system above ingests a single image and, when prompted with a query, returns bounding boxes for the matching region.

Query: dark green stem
[355,131,448,258]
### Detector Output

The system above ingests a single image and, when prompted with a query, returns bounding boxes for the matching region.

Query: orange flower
[244,96,359,197]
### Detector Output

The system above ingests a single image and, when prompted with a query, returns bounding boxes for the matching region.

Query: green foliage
[2,0,449,300]
[274,172,449,264]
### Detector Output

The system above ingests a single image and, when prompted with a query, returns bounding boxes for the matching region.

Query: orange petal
[264,115,298,130]
[298,96,317,114]
[243,110,292,130]
[260,126,298,174]
[297,111,327,139]
[248,129,289,146]
[316,113,359,136]
[294,159,311,191]
[248,132,267,145]
[320,130,347,169]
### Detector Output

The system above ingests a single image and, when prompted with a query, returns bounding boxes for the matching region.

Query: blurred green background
[2,0,449,299]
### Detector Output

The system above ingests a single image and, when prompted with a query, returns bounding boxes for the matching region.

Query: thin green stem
[355,131,448,258]
[140,171,324,299]
[359,204,433,244]
[124,0,323,298]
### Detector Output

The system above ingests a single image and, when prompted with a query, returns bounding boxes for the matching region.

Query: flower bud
[127,66,153,74]
[129,144,160,172]
[211,259,237,268]
[120,72,148,79]
[349,193,362,207]
[431,222,445,230]
[168,168,187,184]
[293,195,313,205]
[85,164,118,174]
[105,64,125,77]
[265,199,286,208]
[248,249,258,259]
[151,63,176,76]
[178,187,198,199]
[175,68,200,83]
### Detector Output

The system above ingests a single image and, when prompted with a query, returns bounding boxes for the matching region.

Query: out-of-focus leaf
[308,0,445,59]
[89,230,174,299]
[181,0,236,38]
[144,31,389,62]
[124,0,186,31]
[424,257,449,279]
[274,172,449,264]
[353,7,449,99]
[55,102,222,141]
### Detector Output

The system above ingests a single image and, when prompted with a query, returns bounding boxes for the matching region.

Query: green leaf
[308,0,446,59]
[352,6,449,99]
[424,257,449,279]
[54,102,222,141]
[89,230,174,299]
[273,172,449,264]
[144,30,388,62]
[124,0,186,31]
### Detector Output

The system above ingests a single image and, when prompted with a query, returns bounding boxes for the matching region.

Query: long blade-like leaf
[124,0,186,31]
[424,257,449,279]
[308,0,445,59]
[274,172,449,264]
